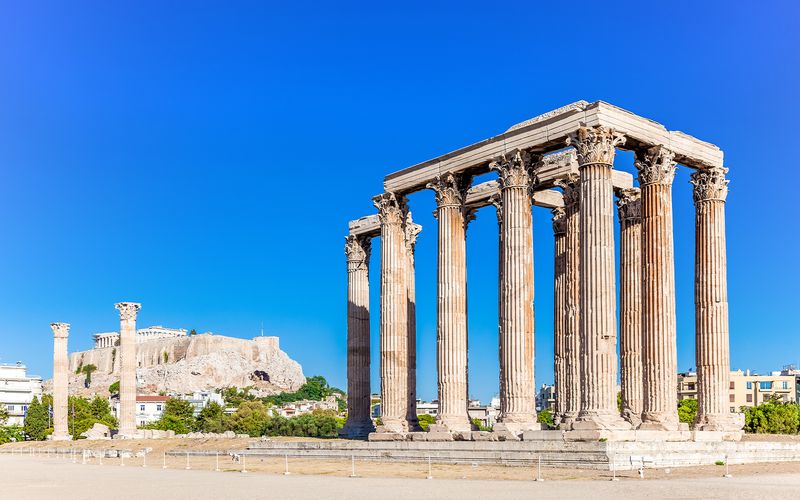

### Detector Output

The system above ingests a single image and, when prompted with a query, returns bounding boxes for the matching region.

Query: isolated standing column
[691,167,741,431]
[568,126,629,430]
[635,146,681,431]
[116,301,141,437]
[373,192,409,433]
[427,173,472,433]
[50,322,71,441]
[341,234,375,437]
[490,151,539,433]
[617,188,644,427]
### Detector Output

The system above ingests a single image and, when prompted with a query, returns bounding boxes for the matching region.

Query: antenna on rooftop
[260,322,264,337]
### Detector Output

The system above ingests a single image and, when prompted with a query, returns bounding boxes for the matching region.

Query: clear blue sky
[1,1,798,403]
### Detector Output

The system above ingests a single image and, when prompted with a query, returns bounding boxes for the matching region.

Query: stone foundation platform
[244,437,800,470]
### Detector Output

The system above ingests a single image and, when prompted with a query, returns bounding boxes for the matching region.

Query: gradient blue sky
[1,1,798,402]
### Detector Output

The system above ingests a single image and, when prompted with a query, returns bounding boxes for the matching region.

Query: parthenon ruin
[341,100,743,441]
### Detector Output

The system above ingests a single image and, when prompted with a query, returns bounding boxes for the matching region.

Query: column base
[573,411,632,431]
[695,412,745,432]
[375,418,407,434]
[493,421,541,440]
[639,412,686,431]
[433,415,472,434]
[558,412,579,430]
[338,418,376,439]
[406,416,423,433]
[49,433,73,442]
[621,408,643,428]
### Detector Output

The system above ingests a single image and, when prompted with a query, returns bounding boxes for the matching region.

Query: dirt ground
[2,438,800,482]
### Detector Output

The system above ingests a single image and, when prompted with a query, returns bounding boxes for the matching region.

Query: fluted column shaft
[374,193,409,433]
[428,174,471,432]
[568,126,629,430]
[692,167,741,431]
[116,301,141,437]
[51,322,71,441]
[341,234,375,437]
[556,176,581,427]
[490,151,538,432]
[405,218,422,431]
[636,146,680,430]
[618,188,643,426]
[552,208,567,420]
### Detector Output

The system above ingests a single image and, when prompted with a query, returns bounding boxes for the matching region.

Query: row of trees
[143,399,342,438]
[678,397,800,434]
[9,394,117,442]
[220,375,345,412]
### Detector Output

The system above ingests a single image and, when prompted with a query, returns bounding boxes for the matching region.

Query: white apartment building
[181,391,225,416]
[0,362,43,425]
[112,395,169,426]
[94,326,188,348]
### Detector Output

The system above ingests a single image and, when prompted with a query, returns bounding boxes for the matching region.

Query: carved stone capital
[404,213,422,253]
[690,166,729,203]
[345,234,371,268]
[567,125,625,167]
[555,173,580,208]
[489,149,539,191]
[426,172,471,209]
[50,322,70,339]
[551,207,567,235]
[463,207,478,232]
[616,188,642,222]
[115,302,141,321]
[635,145,677,186]
[373,192,408,226]
[489,194,502,226]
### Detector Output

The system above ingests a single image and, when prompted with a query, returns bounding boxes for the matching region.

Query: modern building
[536,384,556,412]
[678,370,797,412]
[111,395,169,426]
[94,325,188,348]
[0,362,43,426]
[181,391,225,416]
[273,396,339,418]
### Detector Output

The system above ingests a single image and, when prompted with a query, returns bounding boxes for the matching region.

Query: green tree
[0,405,8,425]
[537,408,555,428]
[144,398,197,434]
[189,329,198,336]
[81,364,98,388]
[678,399,698,427]
[196,402,228,433]
[743,400,800,434]
[228,401,270,437]
[23,396,50,440]
[108,380,120,395]
[417,414,435,431]
[471,417,492,432]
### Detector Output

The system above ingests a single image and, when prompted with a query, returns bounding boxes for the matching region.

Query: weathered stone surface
[62,333,304,397]
[50,322,71,441]
[116,302,141,437]
[80,423,111,440]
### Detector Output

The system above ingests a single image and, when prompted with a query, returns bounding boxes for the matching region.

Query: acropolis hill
[60,333,305,397]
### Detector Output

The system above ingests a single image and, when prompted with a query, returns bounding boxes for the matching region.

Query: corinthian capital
[690,166,729,203]
[373,192,408,226]
[489,149,539,190]
[635,145,677,186]
[567,125,625,167]
[555,174,580,208]
[50,322,70,339]
[426,172,471,209]
[345,234,371,267]
[115,302,141,321]
[616,188,642,222]
[551,207,567,235]
[489,194,502,226]
[404,212,422,253]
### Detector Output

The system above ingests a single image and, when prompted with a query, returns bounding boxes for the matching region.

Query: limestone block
[522,430,567,441]
[80,423,111,440]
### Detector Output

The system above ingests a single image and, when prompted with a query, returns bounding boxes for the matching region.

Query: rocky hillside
[57,334,305,397]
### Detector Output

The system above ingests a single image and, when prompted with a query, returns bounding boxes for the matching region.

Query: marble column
[617,188,644,427]
[341,234,375,437]
[489,150,539,433]
[50,322,71,441]
[691,167,742,431]
[489,194,505,416]
[116,301,141,437]
[373,192,409,433]
[405,215,422,431]
[427,173,472,433]
[568,126,629,430]
[556,175,581,428]
[552,207,567,421]
[635,145,681,431]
